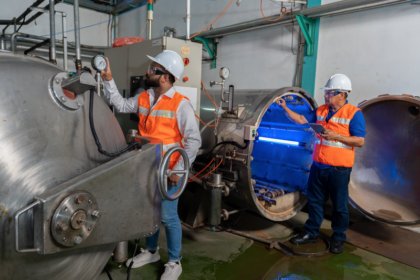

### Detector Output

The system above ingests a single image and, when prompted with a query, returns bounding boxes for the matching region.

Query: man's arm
[277,97,309,124]
[321,131,365,147]
[101,57,139,114]
[321,111,366,148]
[103,79,139,113]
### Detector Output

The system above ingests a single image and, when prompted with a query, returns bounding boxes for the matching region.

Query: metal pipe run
[0,38,4,50]
[16,45,96,58]
[73,0,82,71]
[57,12,68,70]
[49,0,57,63]
[193,0,404,38]
[186,0,191,40]
[11,32,23,53]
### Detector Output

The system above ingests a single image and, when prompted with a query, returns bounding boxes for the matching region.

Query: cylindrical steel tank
[349,94,420,226]
[197,87,318,221]
[0,51,127,279]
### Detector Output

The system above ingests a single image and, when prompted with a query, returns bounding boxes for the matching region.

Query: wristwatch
[336,134,340,141]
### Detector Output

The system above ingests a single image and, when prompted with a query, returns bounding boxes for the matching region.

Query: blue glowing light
[259,137,300,146]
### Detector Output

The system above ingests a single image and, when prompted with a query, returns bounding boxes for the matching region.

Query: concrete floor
[98,211,419,280]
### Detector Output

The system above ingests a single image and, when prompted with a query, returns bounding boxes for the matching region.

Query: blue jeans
[305,163,352,241]
[146,178,182,262]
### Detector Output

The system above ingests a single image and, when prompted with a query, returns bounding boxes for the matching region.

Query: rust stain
[0,205,3,211]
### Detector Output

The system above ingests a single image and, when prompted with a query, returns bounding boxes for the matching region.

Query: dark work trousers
[304,163,352,241]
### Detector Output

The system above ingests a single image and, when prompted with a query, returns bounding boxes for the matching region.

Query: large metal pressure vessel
[198,87,318,221]
[0,51,127,279]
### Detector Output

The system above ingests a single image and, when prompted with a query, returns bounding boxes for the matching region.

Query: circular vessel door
[349,94,420,226]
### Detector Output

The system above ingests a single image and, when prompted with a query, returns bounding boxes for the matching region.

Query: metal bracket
[296,14,316,56]
[194,36,217,69]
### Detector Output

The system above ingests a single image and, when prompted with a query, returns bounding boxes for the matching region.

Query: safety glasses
[147,64,167,75]
[324,90,343,97]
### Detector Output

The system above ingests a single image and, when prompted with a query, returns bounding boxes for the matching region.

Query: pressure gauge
[219,67,230,79]
[91,55,108,71]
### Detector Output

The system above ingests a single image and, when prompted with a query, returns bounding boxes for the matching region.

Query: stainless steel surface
[31,145,162,254]
[349,94,420,226]
[197,87,318,221]
[74,0,82,69]
[57,11,68,70]
[0,37,5,49]
[112,241,129,263]
[51,72,86,110]
[158,147,190,201]
[49,0,56,63]
[0,51,158,279]
[207,173,225,226]
[61,71,97,95]
[15,201,41,253]
[50,192,99,247]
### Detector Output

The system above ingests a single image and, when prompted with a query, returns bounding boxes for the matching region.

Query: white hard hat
[147,50,184,80]
[320,74,352,91]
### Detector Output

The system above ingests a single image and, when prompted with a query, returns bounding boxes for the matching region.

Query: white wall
[314,1,420,106]
[118,0,303,90]
[1,1,110,72]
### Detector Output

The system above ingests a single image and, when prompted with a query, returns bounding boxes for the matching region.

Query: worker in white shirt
[101,50,201,280]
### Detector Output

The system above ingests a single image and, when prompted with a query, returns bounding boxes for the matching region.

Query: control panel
[244,125,257,140]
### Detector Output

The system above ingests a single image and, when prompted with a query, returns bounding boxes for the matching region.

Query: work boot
[125,247,160,268]
[289,232,318,245]
[161,261,182,280]
[330,240,345,254]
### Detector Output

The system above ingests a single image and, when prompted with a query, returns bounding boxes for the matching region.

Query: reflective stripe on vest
[137,90,190,170]
[312,103,361,167]
[150,110,176,119]
[329,117,351,125]
[163,142,181,152]
[139,106,148,116]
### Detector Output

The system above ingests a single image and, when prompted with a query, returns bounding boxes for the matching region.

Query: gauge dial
[91,55,108,71]
[219,67,230,79]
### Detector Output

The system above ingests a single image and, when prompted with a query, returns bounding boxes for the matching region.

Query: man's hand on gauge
[321,129,339,141]
[276,97,287,109]
[100,57,113,81]
[168,174,181,187]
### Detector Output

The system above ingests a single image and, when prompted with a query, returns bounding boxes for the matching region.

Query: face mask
[145,74,160,88]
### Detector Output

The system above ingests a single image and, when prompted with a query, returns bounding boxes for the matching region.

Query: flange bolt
[73,236,83,245]
[91,210,102,218]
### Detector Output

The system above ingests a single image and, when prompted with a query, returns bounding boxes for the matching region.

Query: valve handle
[157,147,190,201]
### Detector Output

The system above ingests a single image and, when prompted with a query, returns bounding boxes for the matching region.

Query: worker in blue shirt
[277,74,365,254]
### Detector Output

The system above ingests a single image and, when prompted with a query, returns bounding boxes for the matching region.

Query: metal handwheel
[158,147,190,201]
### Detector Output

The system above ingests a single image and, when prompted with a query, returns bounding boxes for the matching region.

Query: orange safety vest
[312,103,361,167]
[137,90,189,170]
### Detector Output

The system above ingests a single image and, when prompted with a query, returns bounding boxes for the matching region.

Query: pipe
[186,0,190,40]
[112,241,128,264]
[49,0,57,63]
[164,26,176,38]
[228,85,234,114]
[147,0,153,40]
[74,0,82,71]
[16,45,96,58]
[189,0,403,39]
[0,38,4,50]
[11,32,23,53]
[57,12,68,70]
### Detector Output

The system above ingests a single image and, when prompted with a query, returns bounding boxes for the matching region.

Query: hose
[104,266,113,280]
[89,89,141,157]
[206,140,249,158]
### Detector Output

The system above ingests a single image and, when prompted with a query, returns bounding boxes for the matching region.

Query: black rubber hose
[126,239,140,280]
[89,89,141,157]
[207,140,249,158]
[104,265,113,280]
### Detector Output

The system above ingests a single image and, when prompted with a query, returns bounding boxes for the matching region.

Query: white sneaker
[125,247,160,268]
[160,261,182,280]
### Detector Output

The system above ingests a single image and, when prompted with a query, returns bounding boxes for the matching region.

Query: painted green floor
[98,211,419,280]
